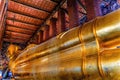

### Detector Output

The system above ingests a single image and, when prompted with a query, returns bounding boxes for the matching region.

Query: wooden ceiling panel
[5,31,31,38]
[6,26,34,35]
[3,38,26,44]
[5,34,28,41]
[6,20,38,30]
[11,0,57,12]
[8,1,49,19]
[7,11,43,25]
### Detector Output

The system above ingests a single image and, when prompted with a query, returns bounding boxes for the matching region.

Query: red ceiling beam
[6,18,40,28]
[4,37,27,41]
[6,26,34,35]
[6,20,38,31]
[3,38,25,44]
[6,18,41,27]
[5,31,31,39]
[7,11,43,26]
[5,34,28,41]
[10,0,52,13]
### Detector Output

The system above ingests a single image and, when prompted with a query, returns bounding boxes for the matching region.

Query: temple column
[67,0,80,28]
[37,30,43,44]
[49,18,57,38]
[84,0,102,20]
[43,25,49,41]
[57,8,66,34]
